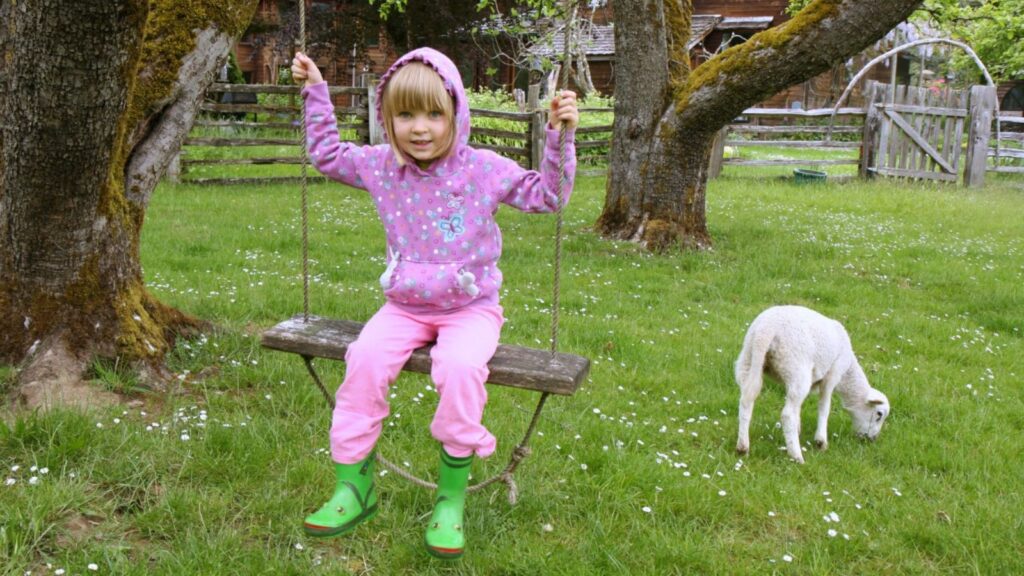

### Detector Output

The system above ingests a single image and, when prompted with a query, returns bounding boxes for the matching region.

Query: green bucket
[793,168,827,184]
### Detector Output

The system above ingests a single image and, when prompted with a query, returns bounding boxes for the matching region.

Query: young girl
[291,48,578,559]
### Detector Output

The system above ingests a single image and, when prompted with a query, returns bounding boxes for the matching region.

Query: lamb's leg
[736,375,762,456]
[814,369,843,450]
[780,374,812,464]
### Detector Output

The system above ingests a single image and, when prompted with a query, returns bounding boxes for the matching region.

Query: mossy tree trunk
[597,0,922,251]
[0,0,257,408]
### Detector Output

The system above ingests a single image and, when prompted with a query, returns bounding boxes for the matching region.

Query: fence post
[708,126,727,179]
[859,81,880,179]
[166,151,181,183]
[964,84,996,188]
[513,88,526,113]
[528,83,546,170]
[366,76,382,145]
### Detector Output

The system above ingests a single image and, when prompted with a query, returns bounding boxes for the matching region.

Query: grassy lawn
[2,169,1023,575]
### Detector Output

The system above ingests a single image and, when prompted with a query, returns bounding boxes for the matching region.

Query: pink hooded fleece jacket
[302,47,576,313]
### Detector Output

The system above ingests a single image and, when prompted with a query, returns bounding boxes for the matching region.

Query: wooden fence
[708,106,866,178]
[988,115,1024,175]
[173,83,613,185]
[175,82,1016,187]
[709,82,1009,187]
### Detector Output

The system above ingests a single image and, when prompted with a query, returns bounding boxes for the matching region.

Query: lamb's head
[848,388,890,440]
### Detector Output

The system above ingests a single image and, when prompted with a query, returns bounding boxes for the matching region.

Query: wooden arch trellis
[825,38,1005,174]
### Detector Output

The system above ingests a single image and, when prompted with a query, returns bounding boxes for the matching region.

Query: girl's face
[392,109,451,169]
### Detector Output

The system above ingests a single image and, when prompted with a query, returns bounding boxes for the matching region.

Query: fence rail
[177,82,614,184]
[173,82,1017,186]
[708,106,867,177]
[988,116,1024,174]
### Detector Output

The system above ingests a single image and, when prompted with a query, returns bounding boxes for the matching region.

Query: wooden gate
[860,80,970,183]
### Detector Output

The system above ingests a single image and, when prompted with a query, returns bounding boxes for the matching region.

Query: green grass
[2,170,1023,575]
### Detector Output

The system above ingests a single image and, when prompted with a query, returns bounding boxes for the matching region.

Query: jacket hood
[375,48,470,167]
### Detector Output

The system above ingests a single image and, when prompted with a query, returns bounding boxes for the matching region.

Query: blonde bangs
[382,62,456,165]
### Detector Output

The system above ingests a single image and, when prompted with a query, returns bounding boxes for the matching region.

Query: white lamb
[734,305,890,463]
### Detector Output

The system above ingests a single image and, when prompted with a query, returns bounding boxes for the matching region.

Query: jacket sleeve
[498,125,576,213]
[302,82,371,189]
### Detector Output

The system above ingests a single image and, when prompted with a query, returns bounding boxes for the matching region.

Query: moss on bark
[674,0,841,112]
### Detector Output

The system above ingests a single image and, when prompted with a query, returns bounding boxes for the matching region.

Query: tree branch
[125,28,234,208]
[677,0,922,131]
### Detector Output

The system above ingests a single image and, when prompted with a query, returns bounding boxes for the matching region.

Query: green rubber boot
[425,448,472,559]
[303,454,378,537]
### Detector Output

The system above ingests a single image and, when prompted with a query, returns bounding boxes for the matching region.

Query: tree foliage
[923,0,1024,81]
[790,0,1024,82]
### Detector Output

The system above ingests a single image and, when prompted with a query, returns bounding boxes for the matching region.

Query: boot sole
[426,543,464,560]
[303,504,378,538]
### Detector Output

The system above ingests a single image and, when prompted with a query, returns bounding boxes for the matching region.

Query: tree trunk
[0,0,257,409]
[598,0,694,248]
[599,0,922,251]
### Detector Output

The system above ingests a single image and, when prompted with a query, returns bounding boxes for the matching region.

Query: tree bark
[599,0,922,251]
[0,0,257,409]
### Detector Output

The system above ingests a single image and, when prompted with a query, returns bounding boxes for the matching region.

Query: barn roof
[715,16,774,31]
[532,15,727,59]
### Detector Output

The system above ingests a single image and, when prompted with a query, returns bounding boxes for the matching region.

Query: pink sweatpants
[330,301,503,464]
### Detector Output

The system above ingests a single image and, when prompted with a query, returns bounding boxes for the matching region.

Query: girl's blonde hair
[381,62,457,165]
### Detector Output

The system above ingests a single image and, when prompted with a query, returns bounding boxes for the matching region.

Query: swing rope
[294,0,575,505]
[299,0,311,324]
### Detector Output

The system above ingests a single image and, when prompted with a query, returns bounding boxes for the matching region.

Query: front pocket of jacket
[383,260,475,309]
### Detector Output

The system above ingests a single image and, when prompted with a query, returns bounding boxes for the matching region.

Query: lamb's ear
[866,389,888,406]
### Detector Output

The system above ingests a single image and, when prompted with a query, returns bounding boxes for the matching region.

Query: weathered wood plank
[181,176,328,186]
[940,88,956,173]
[730,125,862,134]
[576,125,614,134]
[471,108,532,121]
[877,84,892,172]
[884,109,956,174]
[951,90,967,175]
[896,85,911,172]
[859,81,880,179]
[194,119,365,131]
[723,159,857,166]
[186,137,299,146]
[868,167,958,181]
[195,120,299,130]
[207,82,368,96]
[472,127,529,141]
[739,107,866,117]
[987,148,1024,159]
[183,157,306,166]
[989,165,1024,173]
[200,102,368,117]
[964,85,997,187]
[708,126,727,179]
[261,315,590,396]
[722,140,860,149]
[876,103,969,117]
[470,143,530,158]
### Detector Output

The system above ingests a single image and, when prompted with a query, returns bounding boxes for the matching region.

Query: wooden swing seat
[261,314,590,396]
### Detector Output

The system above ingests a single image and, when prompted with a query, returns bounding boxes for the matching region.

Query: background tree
[0,1,258,408]
[922,0,1024,83]
[597,0,922,251]
[790,0,1023,85]
[470,1,602,96]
